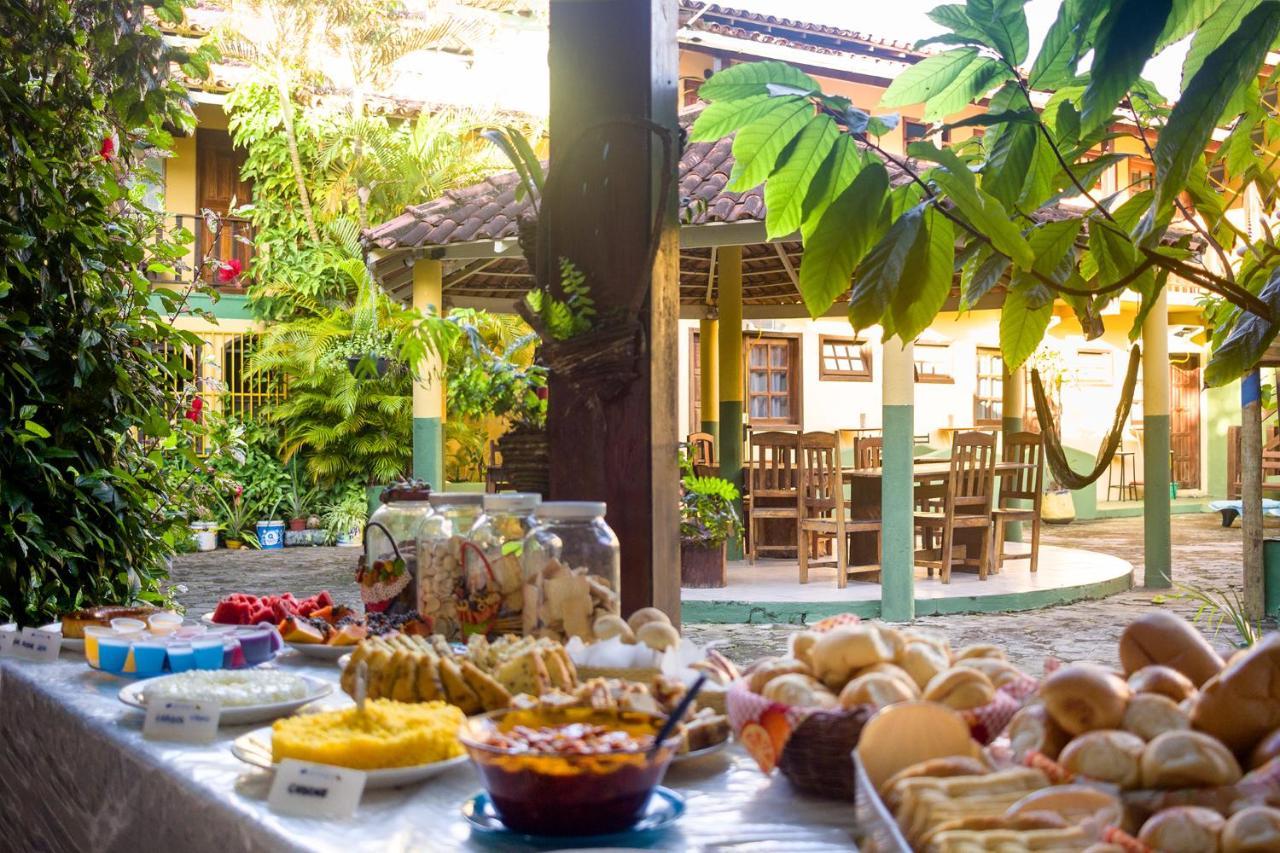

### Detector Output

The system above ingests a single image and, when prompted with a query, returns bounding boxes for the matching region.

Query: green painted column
[699,316,719,442]
[412,258,444,488]
[881,339,915,621]
[718,247,744,560]
[1001,364,1025,542]
[1143,288,1172,588]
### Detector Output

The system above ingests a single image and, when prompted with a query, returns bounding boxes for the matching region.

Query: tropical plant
[213,490,260,546]
[446,309,546,429]
[680,476,743,548]
[285,463,316,519]
[322,483,368,541]
[1154,581,1262,648]
[689,1,1280,388]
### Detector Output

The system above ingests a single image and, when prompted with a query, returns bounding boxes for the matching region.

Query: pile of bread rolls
[744,622,1029,714]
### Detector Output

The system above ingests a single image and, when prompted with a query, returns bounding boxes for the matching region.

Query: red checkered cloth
[810,613,862,633]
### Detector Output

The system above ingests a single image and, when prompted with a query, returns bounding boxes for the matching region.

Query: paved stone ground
[170,513,1273,675]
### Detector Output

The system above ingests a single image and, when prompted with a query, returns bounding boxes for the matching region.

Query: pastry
[788,631,819,669]
[626,607,671,633]
[955,656,1023,689]
[1128,664,1198,703]
[1058,730,1145,788]
[809,626,893,689]
[899,640,951,691]
[839,671,917,710]
[590,614,634,643]
[1137,806,1225,853]
[1140,729,1242,788]
[1119,612,1224,687]
[1222,805,1280,853]
[1007,703,1070,761]
[859,662,920,695]
[923,668,995,711]
[746,657,811,694]
[634,621,680,652]
[1039,663,1131,736]
[761,672,838,709]
[1249,726,1280,770]
[1003,784,1123,827]
[1190,633,1280,752]
[955,643,1006,662]
[1122,692,1190,741]
[61,604,160,639]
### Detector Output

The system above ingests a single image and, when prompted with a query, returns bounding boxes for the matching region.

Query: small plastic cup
[132,642,167,677]
[223,637,246,669]
[173,623,207,640]
[147,612,182,636]
[191,638,224,670]
[109,617,146,637]
[83,626,115,669]
[167,643,195,673]
[97,637,131,674]
[235,626,276,665]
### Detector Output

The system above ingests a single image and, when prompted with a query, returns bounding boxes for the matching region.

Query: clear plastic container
[415,492,485,641]
[463,493,542,638]
[358,482,433,615]
[521,501,621,642]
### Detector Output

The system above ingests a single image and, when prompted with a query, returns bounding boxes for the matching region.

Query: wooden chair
[854,436,884,469]
[914,431,998,583]
[991,431,1044,574]
[485,441,512,493]
[797,432,881,588]
[686,431,719,477]
[746,431,800,563]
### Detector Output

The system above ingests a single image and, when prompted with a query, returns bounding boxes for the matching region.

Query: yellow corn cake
[271,699,465,770]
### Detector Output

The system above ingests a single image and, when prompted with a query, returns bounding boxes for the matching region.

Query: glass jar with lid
[463,492,541,638]
[521,501,620,642]
[415,492,484,640]
[357,481,432,615]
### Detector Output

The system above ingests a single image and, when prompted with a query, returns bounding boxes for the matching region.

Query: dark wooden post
[1243,369,1264,619]
[545,0,681,619]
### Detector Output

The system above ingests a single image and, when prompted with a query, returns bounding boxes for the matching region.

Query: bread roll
[1138,806,1225,853]
[1249,727,1280,770]
[956,656,1023,689]
[899,640,951,691]
[1191,633,1280,753]
[859,662,920,695]
[809,626,893,689]
[1058,730,1145,788]
[626,607,671,633]
[881,756,988,794]
[1004,784,1123,826]
[591,614,634,643]
[746,657,810,694]
[1222,805,1280,853]
[1039,664,1131,736]
[761,672,838,709]
[873,625,906,661]
[839,671,917,710]
[788,631,819,669]
[955,643,1006,662]
[1128,664,1198,703]
[1122,692,1190,741]
[923,667,996,711]
[1140,729,1242,789]
[635,620,680,652]
[1120,612,1224,687]
[1008,703,1070,761]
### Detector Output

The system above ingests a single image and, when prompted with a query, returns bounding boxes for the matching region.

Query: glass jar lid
[482,492,541,513]
[428,492,484,509]
[534,501,607,520]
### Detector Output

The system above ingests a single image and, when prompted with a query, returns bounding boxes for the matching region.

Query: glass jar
[463,492,541,638]
[521,502,620,642]
[357,481,432,615]
[415,492,484,641]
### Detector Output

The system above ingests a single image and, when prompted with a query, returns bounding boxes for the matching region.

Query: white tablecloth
[0,652,858,851]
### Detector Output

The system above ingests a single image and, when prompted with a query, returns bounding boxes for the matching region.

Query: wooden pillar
[545,0,680,619]
[1243,369,1264,619]
[881,339,915,621]
[699,317,719,442]
[717,245,744,559]
[1142,288,1172,588]
[412,258,444,488]
[1002,364,1024,541]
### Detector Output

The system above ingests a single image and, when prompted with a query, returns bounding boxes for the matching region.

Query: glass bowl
[458,706,679,836]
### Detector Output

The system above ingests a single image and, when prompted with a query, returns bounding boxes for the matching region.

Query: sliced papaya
[279,617,325,644]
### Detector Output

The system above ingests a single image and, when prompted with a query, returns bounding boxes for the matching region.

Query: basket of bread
[727,614,1036,799]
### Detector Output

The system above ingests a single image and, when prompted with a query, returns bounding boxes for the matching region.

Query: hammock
[1030,345,1141,491]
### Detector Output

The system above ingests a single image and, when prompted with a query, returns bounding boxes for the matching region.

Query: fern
[524,257,595,341]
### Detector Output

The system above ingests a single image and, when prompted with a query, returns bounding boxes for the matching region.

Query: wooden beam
[773,242,800,291]
[443,258,500,287]
[704,245,717,305]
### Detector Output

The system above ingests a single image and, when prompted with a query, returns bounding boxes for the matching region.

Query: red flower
[233,484,244,498]
[184,395,203,423]
[100,136,115,160]
[217,258,244,283]
[535,386,548,401]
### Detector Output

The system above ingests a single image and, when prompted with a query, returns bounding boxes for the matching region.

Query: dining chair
[991,431,1044,574]
[796,432,881,588]
[746,431,800,563]
[686,431,719,477]
[854,436,884,470]
[485,441,512,493]
[914,431,998,583]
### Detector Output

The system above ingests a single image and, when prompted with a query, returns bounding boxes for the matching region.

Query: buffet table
[0,652,859,852]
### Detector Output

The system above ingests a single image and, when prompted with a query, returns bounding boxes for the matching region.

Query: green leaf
[727,97,813,191]
[926,4,996,46]
[1148,2,1280,229]
[891,207,956,342]
[1181,0,1265,91]
[1028,219,1083,279]
[849,206,924,331]
[1016,131,1061,209]
[23,420,50,439]
[924,59,1009,122]
[939,108,1035,134]
[966,0,1030,64]
[1000,278,1054,370]
[982,121,1037,206]
[690,95,781,142]
[797,163,890,317]
[800,135,866,242]
[962,248,1011,308]
[1205,267,1280,386]
[1089,221,1141,285]
[765,116,840,239]
[698,61,819,103]
[1082,0,1174,131]
[1030,0,1106,88]
[929,165,1036,269]
[881,49,981,108]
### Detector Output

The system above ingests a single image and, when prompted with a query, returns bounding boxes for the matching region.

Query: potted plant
[679,475,742,588]
[285,465,315,532]
[323,487,369,547]
[214,488,259,549]
[255,497,286,550]
[189,505,219,552]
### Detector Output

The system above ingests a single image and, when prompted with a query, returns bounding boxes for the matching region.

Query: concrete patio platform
[680,543,1134,622]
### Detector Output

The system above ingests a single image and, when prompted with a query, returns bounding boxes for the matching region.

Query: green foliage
[524,259,596,341]
[1153,581,1262,647]
[679,476,743,548]
[322,482,368,540]
[446,310,546,429]
[0,0,220,623]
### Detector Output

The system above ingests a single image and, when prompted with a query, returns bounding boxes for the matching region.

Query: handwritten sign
[0,626,16,656]
[268,760,366,819]
[8,627,61,662]
[143,700,221,744]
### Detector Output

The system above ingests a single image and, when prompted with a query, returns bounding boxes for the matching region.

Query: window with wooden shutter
[819,336,871,381]
[745,334,801,428]
[975,347,1003,425]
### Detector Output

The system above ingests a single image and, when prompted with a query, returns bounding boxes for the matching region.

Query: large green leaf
[928,164,1036,269]
[800,135,866,242]
[697,61,819,103]
[690,94,784,143]
[849,206,924,331]
[966,0,1030,64]
[1000,278,1054,370]
[982,121,1036,206]
[1148,2,1280,228]
[1029,0,1106,89]
[726,97,813,192]
[924,59,1008,122]
[881,49,982,108]
[1206,267,1280,386]
[1016,131,1062,209]
[1181,0,1265,91]
[961,247,1011,308]
[1089,220,1142,284]
[764,116,839,239]
[1158,0,1226,51]
[926,5,994,47]
[797,163,890,318]
[1081,0,1174,131]
[891,208,956,342]
[1028,219,1082,279]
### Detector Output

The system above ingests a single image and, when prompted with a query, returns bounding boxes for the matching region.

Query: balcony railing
[153,212,255,288]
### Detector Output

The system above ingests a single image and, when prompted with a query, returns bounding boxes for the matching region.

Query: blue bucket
[256,519,285,550]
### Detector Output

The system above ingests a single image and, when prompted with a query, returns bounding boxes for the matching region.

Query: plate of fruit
[282,609,432,660]
[204,591,335,627]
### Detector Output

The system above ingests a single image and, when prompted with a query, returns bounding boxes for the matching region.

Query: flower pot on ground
[680,475,743,589]
[289,517,307,531]
[225,538,244,550]
[190,522,218,552]
[681,540,727,588]
[1042,488,1075,524]
[284,464,315,534]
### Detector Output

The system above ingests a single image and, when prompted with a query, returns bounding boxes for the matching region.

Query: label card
[268,760,367,820]
[12,627,61,662]
[0,627,16,657]
[143,700,221,744]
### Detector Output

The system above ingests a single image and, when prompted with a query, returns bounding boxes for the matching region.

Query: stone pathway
[170,513,1272,675]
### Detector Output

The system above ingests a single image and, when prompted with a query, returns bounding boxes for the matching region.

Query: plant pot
[289,517,307,532]
[347,355,389,377]
[1042,489,1076,525]
[496,427,550,497]
[256,519,285,550]
[225,538,244,550]
[190,522,218,552]
[681,541,727,588]
[335,527,362,547]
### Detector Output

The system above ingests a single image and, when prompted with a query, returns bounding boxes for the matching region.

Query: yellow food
[271,699,465,770]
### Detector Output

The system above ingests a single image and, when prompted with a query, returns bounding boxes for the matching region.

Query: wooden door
[195,129,253,283]
[1170,355,1201,490]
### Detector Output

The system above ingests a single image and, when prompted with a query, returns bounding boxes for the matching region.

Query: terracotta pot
[288,517,307,532]
[496,427,550,497]
[681,541,726,588]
